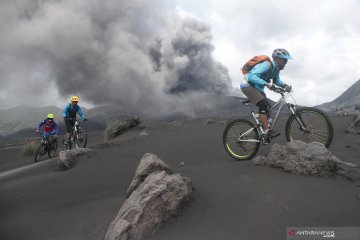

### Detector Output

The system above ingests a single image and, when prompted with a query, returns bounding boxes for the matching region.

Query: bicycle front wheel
[48,139,58,158]
[63,138,72,150]
[285,107,333,147]
[34,143,46,162]
[74,128,87,148]
[223,119,260,160]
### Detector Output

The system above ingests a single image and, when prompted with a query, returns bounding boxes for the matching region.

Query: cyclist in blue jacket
[240,48,293,143]
[63,96,88,141]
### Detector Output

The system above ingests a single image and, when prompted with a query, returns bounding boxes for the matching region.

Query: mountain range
[0,95,249,140]
[1,79,359,140]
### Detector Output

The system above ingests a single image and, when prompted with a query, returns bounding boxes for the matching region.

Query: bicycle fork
[289,105,310,133]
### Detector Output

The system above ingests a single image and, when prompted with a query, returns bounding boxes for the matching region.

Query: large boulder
[126,153,173,197]
[58,148,93,170]
[253,140,360,181]
[104,153,192,240]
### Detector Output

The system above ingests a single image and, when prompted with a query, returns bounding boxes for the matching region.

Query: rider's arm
[273,71,285,87]
[38,120,45,129]
[53,122,60,135]
[77,106,85,120]
[245,61,271,86]
[63,104,70,118]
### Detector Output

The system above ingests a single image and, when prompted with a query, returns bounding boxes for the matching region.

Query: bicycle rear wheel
[223,119,260,160]
[74,128,87,148]
[34,143,46,162]
[285,107,333,147]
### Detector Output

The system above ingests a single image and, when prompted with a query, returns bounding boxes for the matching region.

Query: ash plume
[0,0,233,118]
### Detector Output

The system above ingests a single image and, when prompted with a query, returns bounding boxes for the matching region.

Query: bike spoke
[223,120,260,160]
[286,108,332,147]
[230,126,241,138]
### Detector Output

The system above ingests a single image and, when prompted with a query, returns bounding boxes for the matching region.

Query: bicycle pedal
[270,133,281,139]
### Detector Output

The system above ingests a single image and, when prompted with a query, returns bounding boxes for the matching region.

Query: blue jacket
[38,119,59,134]
[62,103,85,120]
[241,60,285,92]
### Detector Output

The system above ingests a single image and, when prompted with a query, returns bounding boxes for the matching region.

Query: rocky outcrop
[58,148,93,170]
[104,153,192,240]
[253,140,360,181]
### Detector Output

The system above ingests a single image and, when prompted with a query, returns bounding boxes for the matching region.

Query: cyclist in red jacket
[37,113,59,143]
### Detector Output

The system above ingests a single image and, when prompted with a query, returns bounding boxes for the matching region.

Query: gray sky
[176,0,360,106]
[1,0,359,113]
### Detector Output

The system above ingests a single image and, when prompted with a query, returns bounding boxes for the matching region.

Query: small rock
[139,130,149,137]
[205,118,216,125]
[178,161,185,167]
[252,156,268,165]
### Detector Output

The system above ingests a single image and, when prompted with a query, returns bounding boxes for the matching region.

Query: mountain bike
[34,130,58,162]
[63,118,87,150]
[223,85,333,160]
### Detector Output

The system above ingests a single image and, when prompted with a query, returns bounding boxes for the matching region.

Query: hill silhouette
[0,94,251,140]
[317,79,360,111]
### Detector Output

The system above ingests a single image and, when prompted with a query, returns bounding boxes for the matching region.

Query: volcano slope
[0,115,359,240]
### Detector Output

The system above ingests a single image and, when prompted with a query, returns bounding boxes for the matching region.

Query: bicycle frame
[239,87,308,142]
[36,130,52,146]
[224,84,333,160]
[68,119,80,138]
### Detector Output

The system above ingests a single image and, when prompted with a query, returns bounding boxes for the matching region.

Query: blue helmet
[272,48,292,60]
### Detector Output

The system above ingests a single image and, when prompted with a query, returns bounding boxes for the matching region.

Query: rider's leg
[257,98,271,131]
[259,113,269,131]
[241,87,267,126]
[64,117,71,141]
[50,130,57,144]
[241,87,271,141]
[257,98,272,144]
[64,117,72,141]
[43,132,51,143]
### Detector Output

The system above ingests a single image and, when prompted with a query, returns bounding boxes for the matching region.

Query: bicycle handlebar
[34,129,42,135]
[269,84,292,94]
[67,117,88,122]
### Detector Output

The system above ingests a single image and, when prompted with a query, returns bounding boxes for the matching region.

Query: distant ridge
[0,106,62,136]
[317,79,360,111]
[0,95,250,139]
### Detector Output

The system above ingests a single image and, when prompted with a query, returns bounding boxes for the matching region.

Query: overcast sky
[1,0,359,113]
[176,0,360,106]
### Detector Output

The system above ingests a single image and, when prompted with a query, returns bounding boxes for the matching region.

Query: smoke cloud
[0,0,233,118]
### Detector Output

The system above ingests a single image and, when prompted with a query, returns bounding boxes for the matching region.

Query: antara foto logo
[288,229,297,237]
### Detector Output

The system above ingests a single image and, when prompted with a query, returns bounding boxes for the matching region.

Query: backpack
[241,55,273,75]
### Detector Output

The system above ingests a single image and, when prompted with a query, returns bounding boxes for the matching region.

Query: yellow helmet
[71,96,79,102]
[47,113,54,119]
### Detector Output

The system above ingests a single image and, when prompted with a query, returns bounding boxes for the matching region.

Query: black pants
[64,117,76,133]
